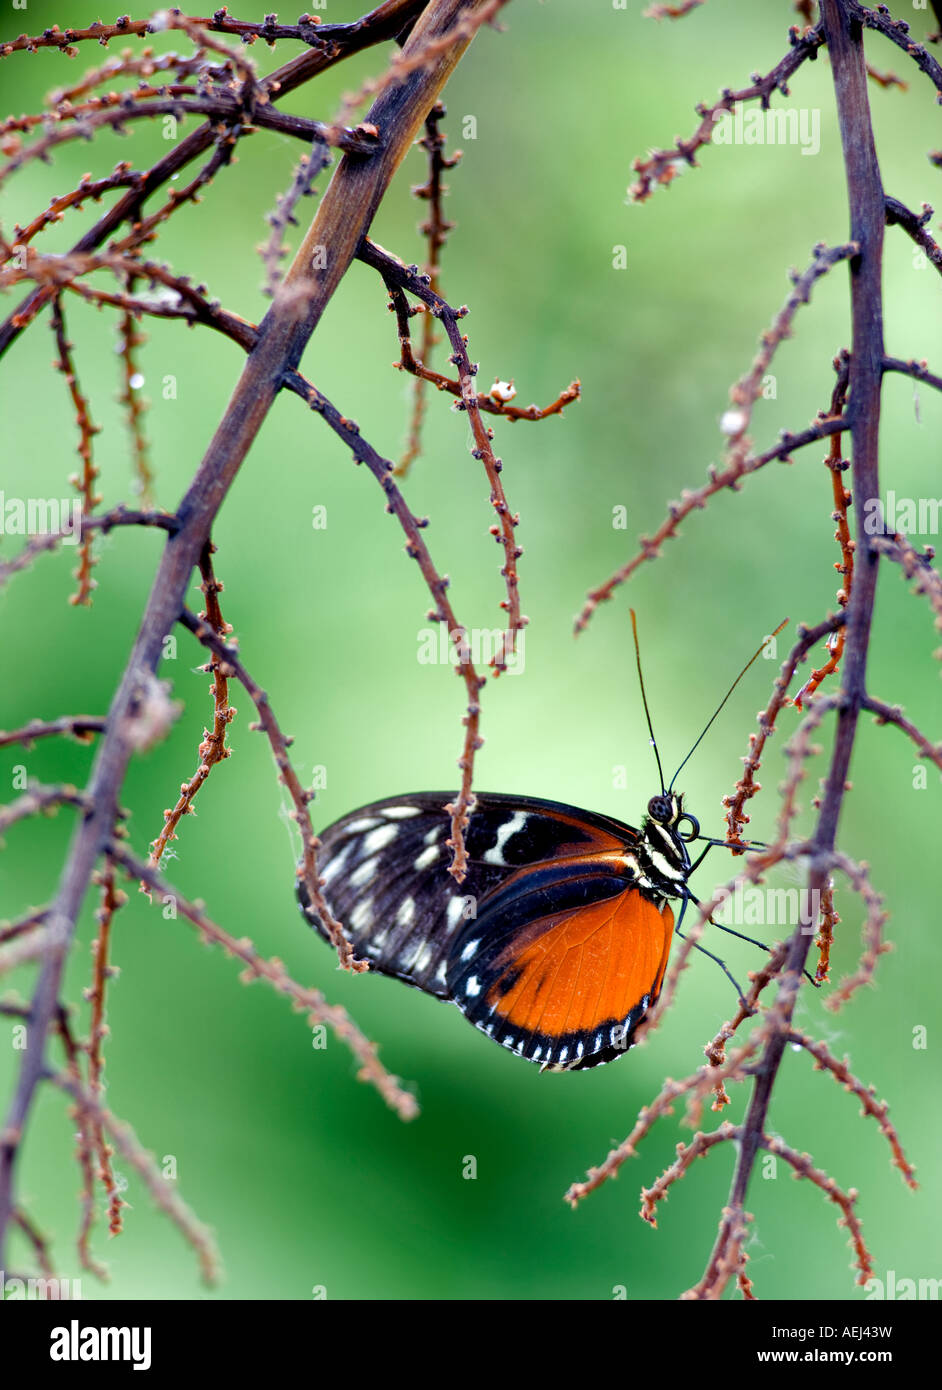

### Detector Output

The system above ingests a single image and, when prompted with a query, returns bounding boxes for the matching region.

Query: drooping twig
[575,415,847,635]
[787,1030,917,1188]
[862,694,942,775]
[759,1132,874,1285]
[0,2,486,1275]
[360,238,526,676]
[723,614,845,850]
[396,101,459,476]
[86,860,126,1238]
[283,367,487,884]
[108,842,419,1123]
[0,716,105,750]
[628,21,825,201]
[794,354,855,708]
[177,605,362,972]
[884,196,942,277]
[116,286,154,506]
[50,298,101,606]
[45,1067,221,1285]
[147,544,234,876]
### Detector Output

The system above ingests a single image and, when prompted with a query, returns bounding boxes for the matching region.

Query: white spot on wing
[446,898,466,932]
[320,842,352,886]
[396,897,416,928]
[351,899,372,931]
[465,975,481,997]
[382,805,422,819]
[413,844,439,872]
[349,855,379,889]
[363,824,398,854]
[344,817,382,834]
[460,937,480,962]
[483,810,528,865]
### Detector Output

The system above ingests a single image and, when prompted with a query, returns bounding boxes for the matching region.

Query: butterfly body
[297,790,700,1071]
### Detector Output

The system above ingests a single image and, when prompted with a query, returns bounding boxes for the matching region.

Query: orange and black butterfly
[297,617,784,1071]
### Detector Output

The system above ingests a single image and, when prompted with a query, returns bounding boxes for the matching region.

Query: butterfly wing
[447,859,674,1070]
[297,792,637,999]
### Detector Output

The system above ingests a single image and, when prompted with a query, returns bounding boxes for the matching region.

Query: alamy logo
[863,492,942,536]
[864,1270,942,1300]
[0,492,83,545]
[0,1270,82,1300]
[712,883,822,930]
[49,1319,152,1370]
[417,623,525,675]
[711,106,821,156]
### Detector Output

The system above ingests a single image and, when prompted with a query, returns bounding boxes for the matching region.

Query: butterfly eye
[647,796,672,822]
[677,814,700,842]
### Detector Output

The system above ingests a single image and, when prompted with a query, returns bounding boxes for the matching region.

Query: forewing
[297,791,637,999]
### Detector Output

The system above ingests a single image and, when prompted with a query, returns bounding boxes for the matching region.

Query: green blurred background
[1,0,940,1301]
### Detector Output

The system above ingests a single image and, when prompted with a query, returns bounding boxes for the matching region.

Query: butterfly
[297,787,706,1071]
[297,616,784,1071]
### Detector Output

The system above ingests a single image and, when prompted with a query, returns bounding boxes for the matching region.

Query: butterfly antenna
[668,618,789,792]
[630,608,666,795]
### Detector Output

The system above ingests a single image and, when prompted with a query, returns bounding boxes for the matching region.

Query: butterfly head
[641,792,700,886]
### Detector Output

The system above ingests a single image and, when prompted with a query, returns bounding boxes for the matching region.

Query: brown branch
[0,908,48,947]
[50,298,101,606]
[116,284,154,507]
[759,1132,874,1285]
[388,272,580,428]
[884,196,942,277]
[822,848,890,1011]
[698,3,890,1288]
[0,506,179,593]
[565,1033,763,1207]
[866,63,907,90]
[575,414,847,635]
[396,100,458,476]
[45,1067,221,1285]
[1,0,484,1268]
[644,1,705,19]
[628,21,825,201]
[787,1030,917,1188]
[703,942,790,1112]
[260,139,332,298]
[359,238,526,676]
[108,842,419,1123]
[794,357,855,708]
[87,861,126,1238]
[640,1124,740,1227]
[0,716,105,750]
[10,1207,56,1281]
[177,605,362,972]
[870,534,942,646]
[845,0,942,95]
[883,355,942,394]
[0,785,91,838]
[10,164,144,247]
[723,613,845,850]
[147,544,235,875]
[53,1004,109,1281]
[283,369,487,884]
[863,693,942,774]
[0,1,422,360]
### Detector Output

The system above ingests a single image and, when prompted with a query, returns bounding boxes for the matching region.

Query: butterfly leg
[674,904,747,1006]
[685,890,820,988]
